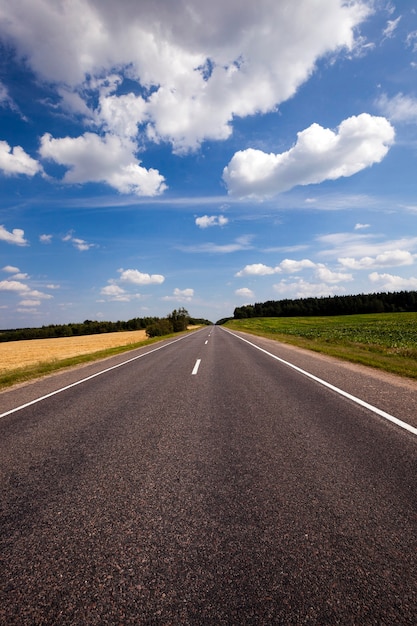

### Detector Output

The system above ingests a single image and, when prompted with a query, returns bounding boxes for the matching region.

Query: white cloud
[19,299,41,307]
[2,265,20,273]
[100,284,130,302]
[73,238,94,251]
[180,235,253,254]
[406,30,417,53]
[11,273,29,280]
[236,258,316,277]
[0,140,42,176]
[0,0,371,152]
[314,264,352,283]
[63,231,96,251]
[280,259,316,273]
[369,272,417,290]
[376,92,417,124]
[195,215,228,228]
[354,223,370,230]
[236,259,352,286]
[273,279,347,299]
[0,280,30,293]
[174,288,194,299]
[223,114,395,198]
[383,16,401,39]
[236,263,277,277]
[339,249,416,270]
[40,132,166,196]
[163,287,195,302]
[100,267,165,302]
[235,287,254,299]
[118,268,165,285]
[0,278,52,305]
[0,82,10,105]
[97,92,147,140]
[40,234,53,243]
[317,233,417,260]
[0,225,28,246]
[26,289,53,300]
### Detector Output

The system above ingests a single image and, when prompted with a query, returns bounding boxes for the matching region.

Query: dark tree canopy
[231,291,417,321]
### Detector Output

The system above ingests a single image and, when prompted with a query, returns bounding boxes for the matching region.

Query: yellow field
[0,330,148,373]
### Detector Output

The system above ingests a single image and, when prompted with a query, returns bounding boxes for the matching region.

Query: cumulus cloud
[0,0,370,152]
[274,278,346,298]
[236,263,277,277]
[100,267,165,302]
[118,268,165,285]
[174,288,194,299]
[25,289,53,300]
[280,259,316,273]
[40,234,53,244]
[236,258,319,277]
[236,258,352,288]
[2,265,20,273]
[0,280,30,293]
[273,279,348,299]
[339,249,416,270]
[317,232,417,260]
[223,114,395,198]
[100,284,130,302]
[0,279,52,300]
[0,225,28,246]
[195,215,228,228]
[40,132,166,196]
[11,272,29,280]
[314,264,352,283]
[369,272,417,290]
[0,141,42,176]
[235,287,254,299]
[163,288,195,302]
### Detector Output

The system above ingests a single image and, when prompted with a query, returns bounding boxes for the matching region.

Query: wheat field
[0,330,148,373]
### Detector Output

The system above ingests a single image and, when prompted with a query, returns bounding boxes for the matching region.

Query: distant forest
[231,290,417,320]
[0,309,211,343]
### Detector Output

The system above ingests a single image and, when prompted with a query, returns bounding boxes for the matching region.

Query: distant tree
[168,307,190,332]
[146,319,173,337]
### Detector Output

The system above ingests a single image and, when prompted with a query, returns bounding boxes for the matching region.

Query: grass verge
[225,313,417,380]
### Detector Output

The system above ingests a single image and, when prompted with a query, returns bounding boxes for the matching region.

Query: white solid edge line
[192,359,201,375]
[0,332,196,420]
[222,327,417,437]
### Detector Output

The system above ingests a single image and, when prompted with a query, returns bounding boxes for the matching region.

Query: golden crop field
[0,330,148,373]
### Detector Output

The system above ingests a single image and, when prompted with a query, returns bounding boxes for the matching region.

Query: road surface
[1,326,416,624]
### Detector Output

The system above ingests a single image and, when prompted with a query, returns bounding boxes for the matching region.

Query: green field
[225,312,417,379]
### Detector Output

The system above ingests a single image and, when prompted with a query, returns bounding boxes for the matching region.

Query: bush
[146,319,173,337]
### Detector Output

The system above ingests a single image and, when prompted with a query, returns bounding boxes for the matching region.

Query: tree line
[0,308,212,343]
[231,291,417,320]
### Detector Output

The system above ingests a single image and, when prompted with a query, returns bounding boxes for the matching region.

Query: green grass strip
[225,313,417,380]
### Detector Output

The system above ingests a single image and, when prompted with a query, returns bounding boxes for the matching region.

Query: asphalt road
[0,326,416,625]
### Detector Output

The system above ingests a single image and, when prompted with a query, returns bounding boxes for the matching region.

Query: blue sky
[1,0,417,327]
